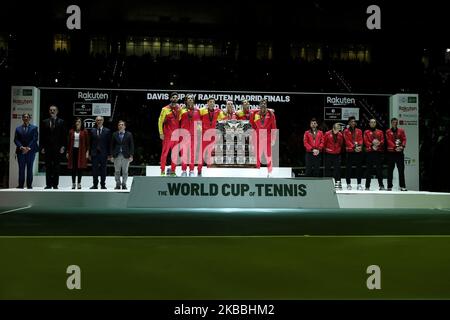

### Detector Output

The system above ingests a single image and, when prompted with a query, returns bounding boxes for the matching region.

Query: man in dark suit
[41,105,66,189]
[111,120,134,190]
[89,116,111,189]
[14,113,39,189]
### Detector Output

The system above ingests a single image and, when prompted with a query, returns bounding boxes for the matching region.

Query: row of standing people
[303,116,407,191]
[158,92,277,177]
[13,105,134,190]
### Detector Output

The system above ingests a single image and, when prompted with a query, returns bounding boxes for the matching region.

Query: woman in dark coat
[66,118,90,189]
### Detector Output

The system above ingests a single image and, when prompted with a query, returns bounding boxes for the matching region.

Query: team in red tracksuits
[343,116,364,189]
[252,100,277,175]
[323,123,344,187]
[179,95,202,176]
[199,98,225,169]
[364,119,385,190]
[385,117,407,190]
[158,92,181,175]
[303,118,324,177]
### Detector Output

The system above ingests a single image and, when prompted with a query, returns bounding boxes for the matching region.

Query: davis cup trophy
[213,119,256,167]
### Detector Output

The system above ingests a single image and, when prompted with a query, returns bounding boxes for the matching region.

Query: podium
[213,120,256,167]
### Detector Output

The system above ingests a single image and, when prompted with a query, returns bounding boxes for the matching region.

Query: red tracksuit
[323,130,344,154]
[200,108,224,166]
[323,130,344,181]
[222,111,237,120]
[343,127,363,152]
[303,130,324,152]
[385,128,406,152]
[236,109,253,121]
[158,104,180,172]
[179,107,202,172]
[343,127,364,185]
[252,110,277,173]
[364,129,385,152]
[385,127,407,189]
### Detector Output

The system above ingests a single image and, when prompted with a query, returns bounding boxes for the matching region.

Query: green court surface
[1,206,450,235]
[1,206,450,299]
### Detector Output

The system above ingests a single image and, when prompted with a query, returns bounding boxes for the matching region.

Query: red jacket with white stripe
[303,130,324,152]
[385,128,407,152]
[343,127,363,152]
[364,129,385,152]
[323,130,344,154]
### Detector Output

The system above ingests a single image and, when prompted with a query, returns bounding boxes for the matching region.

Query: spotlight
[54,78,58,83]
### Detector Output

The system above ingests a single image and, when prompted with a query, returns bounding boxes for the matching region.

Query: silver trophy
[395,139,402,151]
[237,156,246,164]
[215,119,253,166]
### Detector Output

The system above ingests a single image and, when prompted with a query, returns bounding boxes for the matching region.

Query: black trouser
[365,152,384,188]
[324,153,341,182]
[387,152,406,188]
[44,149,61,188]
[305,152,322,177]
[71,147,83,184]
[92,154,107,187]
[346,152,363,185]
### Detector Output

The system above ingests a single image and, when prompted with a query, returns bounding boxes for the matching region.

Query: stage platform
[1,181,449,209]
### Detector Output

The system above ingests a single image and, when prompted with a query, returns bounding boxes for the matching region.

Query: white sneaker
[347,185,352,190]
[267,173,273,178]
[357,184,364,191]
[181,171,187,177]
[189,171,195,177]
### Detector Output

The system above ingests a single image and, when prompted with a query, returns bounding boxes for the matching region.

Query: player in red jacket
[343,116,364,190]
[385,117,407,191]
[364,118,385,190]
[236,99,254,121]
[158,92,181,176]
[252,99,277,176]
[179,94,202,177]
[303,118,324,177]
[199,98,225,172]
[222,100,237,120]
[323,123,344,189]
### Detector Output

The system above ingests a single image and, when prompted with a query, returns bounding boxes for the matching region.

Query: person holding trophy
[158,92,181,176]
[179,94,202,177]
[385,117,407,191]
[363,118,385,190]
[199,98,225,171]
[343,116,364,190]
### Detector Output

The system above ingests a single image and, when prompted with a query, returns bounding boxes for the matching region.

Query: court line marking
[0,205,32,215]
[0,235,450,239]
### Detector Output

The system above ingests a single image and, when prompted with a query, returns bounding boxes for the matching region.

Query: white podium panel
[146,166,292,178]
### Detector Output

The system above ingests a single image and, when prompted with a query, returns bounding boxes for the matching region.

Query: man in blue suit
[14,113,39,189]
[89,116,111,189]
